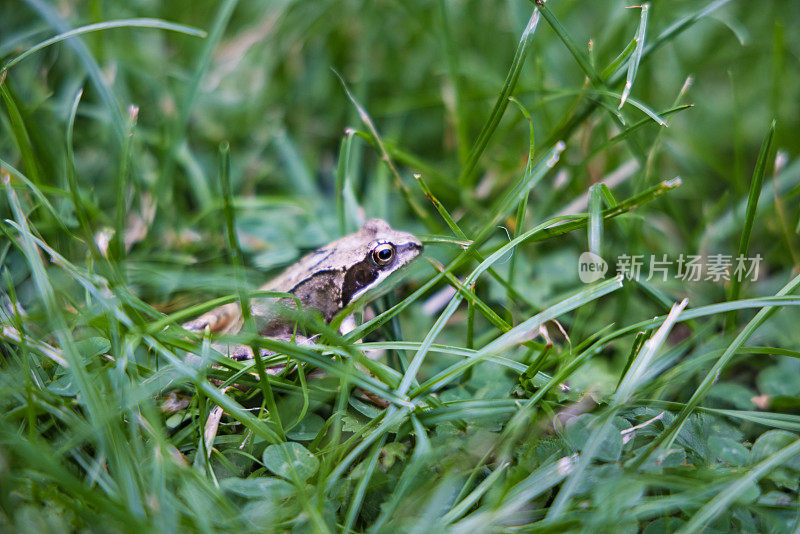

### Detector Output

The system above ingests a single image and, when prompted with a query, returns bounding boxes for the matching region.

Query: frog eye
[371,242,395,266]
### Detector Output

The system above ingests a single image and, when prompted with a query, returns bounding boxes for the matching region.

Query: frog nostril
[404,241,423,253]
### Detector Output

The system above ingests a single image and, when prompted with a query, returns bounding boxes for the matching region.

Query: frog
[183,218,423,362]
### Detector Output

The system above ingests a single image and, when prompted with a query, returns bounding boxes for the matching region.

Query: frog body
[183,218,422,360]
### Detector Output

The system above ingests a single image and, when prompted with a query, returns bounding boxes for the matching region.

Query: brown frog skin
[183,218,423,361]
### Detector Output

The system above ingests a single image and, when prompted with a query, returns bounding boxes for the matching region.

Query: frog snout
[402,239,423,255]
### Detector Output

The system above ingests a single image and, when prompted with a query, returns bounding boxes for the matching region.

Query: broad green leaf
[750,430,800,470]
[286,414,325,442]
[262,442,320,481]
[220,477,295,500]
[708,436,749,466]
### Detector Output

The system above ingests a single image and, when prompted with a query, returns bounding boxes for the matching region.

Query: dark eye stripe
[341,262,379,306]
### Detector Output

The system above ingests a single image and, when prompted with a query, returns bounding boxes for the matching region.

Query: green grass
[2,0,800,532]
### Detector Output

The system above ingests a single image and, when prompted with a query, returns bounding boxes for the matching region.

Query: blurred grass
[1,0,800,532]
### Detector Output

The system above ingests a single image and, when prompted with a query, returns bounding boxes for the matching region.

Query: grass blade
[619,4,649,109]
[588,184,603,256]
[156,0,237,220]
[0,80,42,187]
[336,73,437,230]
[1,18,206,72]
[727,120,776,321]
[679,437,800,533]
[630,272,800,469]
[546,299,687,521]
[459,8,540,187]
[410,275,624,398]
